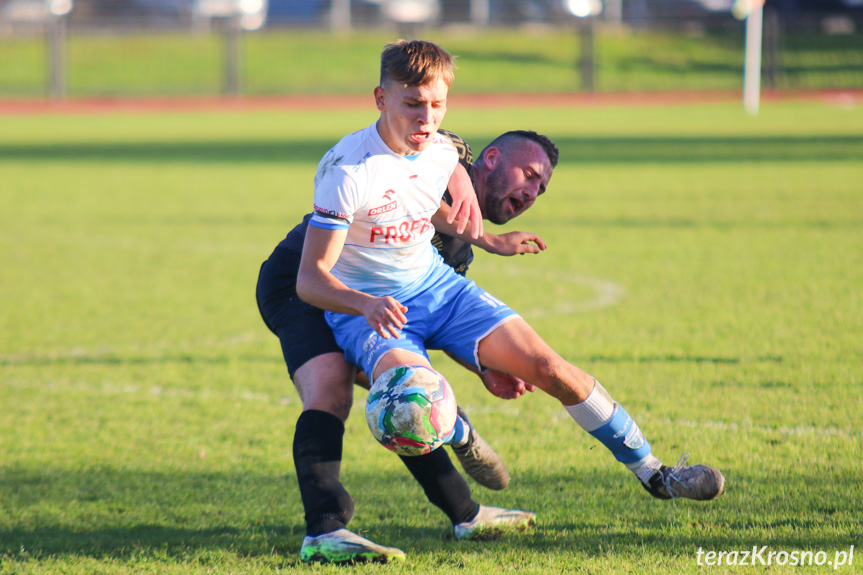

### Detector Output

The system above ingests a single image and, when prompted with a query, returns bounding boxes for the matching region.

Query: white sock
[564,379,615,432]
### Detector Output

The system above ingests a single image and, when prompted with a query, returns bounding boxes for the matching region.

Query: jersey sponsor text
[368,201,398,216]
[370,217,433,244]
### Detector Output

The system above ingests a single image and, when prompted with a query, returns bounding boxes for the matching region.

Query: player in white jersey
[309,124,458,299]
[299,38,726,560]
[257,128,551,564]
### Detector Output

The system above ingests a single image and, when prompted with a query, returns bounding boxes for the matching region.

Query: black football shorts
[255,246,342,379]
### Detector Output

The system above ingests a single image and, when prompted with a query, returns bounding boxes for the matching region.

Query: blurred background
[1,0,862,98]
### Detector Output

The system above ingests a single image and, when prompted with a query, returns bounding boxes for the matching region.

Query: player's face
[480,141,553,225]
[374,77,449,155]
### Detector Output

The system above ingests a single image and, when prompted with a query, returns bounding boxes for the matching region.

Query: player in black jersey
[256,129,558,563]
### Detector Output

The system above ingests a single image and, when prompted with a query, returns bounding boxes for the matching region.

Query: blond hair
[379,39,455,88]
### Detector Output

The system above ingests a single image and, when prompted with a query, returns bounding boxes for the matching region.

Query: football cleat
[642,453,726,501]
[451,407,510,490]
[454,505,537,540]
[299,529,406,564]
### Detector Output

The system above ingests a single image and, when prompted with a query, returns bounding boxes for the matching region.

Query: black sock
[399,448,480,525]
[293,410,355,536]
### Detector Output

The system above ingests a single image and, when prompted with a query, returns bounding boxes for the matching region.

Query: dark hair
[482,130,559,168]
[380,39,455,88]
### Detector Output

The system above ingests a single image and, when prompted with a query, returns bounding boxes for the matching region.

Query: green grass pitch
[2,28,862,97]
[1,100,861,574]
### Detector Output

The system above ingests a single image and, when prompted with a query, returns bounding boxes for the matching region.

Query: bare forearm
[445,162,483,239]
[296,266,373,317]
[432,209,546,256]
[299,222,407,339]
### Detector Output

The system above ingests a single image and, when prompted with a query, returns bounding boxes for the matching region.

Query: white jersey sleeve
[310,148,363,231]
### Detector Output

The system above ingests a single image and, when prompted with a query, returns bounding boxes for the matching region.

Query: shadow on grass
[545,217,861,230]
[1,352,784,370]
[615,57,741,75]
[584,354,784,365]
[1,464,858,564]
[454,49,561,67]
[2,134,863,165]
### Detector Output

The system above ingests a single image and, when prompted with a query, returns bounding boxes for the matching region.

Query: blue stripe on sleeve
[309,217,350,231]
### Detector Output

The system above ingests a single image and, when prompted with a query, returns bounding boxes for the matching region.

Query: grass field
[2,27,863,97]
[1,99,862,574]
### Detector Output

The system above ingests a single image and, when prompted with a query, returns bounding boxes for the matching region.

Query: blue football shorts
[326,264,520,378]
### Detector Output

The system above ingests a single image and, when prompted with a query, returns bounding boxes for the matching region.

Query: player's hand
[362,296,408,340]
[448,193,484,240]
[446,164,484,239]
[479,369,537,400]
[487,231,548,256]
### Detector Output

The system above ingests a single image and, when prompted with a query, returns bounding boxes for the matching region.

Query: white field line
[482,268,625,318]
[4,375,859,440]
[2,333,291,404]
[651,416,863,441]
[0,333,265,366]
[4,228,268,256]
[2,270,621,365]
[523,274,624,317]
[1,378,296,406]
[465,404,862,441]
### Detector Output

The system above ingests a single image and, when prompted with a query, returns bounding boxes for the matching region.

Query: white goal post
[737,0,767,115]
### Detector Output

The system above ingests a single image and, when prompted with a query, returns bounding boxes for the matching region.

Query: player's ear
[374,86,386,111]
[483,147,500,169]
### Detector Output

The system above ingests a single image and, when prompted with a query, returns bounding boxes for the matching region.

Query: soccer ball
[365,365,457,456]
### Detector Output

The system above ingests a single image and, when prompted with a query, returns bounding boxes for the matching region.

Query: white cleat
[454,505,537,540]
[299,528,406,564]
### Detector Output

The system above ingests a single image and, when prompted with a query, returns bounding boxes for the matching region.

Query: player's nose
[416,104,434,124]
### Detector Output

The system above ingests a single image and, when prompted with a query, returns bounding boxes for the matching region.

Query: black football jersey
[431,129,476,276]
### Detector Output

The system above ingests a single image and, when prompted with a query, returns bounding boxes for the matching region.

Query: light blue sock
[566,380,662,481]
[587,404,652,465]
[447,415,469,447]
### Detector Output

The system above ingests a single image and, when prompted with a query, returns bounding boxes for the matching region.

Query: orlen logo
[369,189,398,216]
[368,201,397,216]
[370,217,433,244]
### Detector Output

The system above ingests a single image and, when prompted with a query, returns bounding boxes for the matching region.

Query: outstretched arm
[432,204,548,256]
[297,225,407,340]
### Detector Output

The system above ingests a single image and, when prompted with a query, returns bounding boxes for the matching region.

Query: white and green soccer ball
[365,365,457,456]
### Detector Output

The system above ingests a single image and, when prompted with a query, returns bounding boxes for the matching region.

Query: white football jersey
[310,123,459,299]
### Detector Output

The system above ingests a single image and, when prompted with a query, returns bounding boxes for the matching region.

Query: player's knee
[531,355,589,403]
[300,385,353,422]
[294,359,356,421]
[330,395,354,423]
[531,354,563,384]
